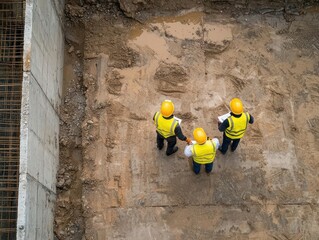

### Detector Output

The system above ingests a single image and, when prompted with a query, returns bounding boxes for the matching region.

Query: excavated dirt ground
[55,2,319,240]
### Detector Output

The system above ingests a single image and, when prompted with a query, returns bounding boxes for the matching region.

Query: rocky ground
[54,1,319,239]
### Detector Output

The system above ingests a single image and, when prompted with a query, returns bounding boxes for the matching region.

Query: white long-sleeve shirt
[184,138,220,157]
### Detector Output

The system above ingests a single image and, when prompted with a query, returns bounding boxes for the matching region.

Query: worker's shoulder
[245,112,254,118]
[246,112,254,123]
[224,116,231,123]
[153,112,159,119]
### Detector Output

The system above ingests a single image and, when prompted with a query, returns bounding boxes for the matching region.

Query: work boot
[230,145,238,152]
[157,145,163,150]
[166,146,178,156]
[218,147,226,155]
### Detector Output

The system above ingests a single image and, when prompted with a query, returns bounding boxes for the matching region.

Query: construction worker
[218,98,254,154]
[153,100,192,156]
[184,128,219,174]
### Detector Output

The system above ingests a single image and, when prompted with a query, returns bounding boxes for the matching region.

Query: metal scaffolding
[0,0,25,239]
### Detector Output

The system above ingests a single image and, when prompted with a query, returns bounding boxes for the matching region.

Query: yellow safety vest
[191,140,216,164]
[225,112,250,139]
[154,112,178,138]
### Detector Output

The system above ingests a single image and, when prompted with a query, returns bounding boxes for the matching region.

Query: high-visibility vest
[154,112,178,138]
[225,112,250,139]
[191,140,216,164]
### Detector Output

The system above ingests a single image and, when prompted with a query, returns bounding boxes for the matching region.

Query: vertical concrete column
[17,0,64,239]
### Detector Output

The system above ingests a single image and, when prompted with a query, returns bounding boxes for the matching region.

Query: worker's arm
[184,145,193,157]
[249,114,254,124]
[152,112,156,121]
[174,125,187,141]
[218,119,229,132]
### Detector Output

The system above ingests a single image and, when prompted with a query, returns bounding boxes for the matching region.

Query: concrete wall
[17,0,64,239]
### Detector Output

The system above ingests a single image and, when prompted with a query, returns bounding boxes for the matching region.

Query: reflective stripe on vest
[154,112,178,138]
[191,140,216,164]
[225,112,250,139]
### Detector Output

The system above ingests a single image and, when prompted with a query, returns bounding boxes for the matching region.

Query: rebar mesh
[0,1,25,239]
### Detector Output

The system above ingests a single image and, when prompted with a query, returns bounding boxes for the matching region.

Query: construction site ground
[55,2,319,240]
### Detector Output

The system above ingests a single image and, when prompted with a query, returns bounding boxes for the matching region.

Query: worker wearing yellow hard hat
[218,98,254,154]
[184,128,219,174]
[154,100,192,156]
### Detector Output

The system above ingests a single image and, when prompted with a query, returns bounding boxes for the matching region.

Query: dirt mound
[154,63,189,95]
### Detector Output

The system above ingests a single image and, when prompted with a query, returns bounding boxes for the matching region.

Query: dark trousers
[156,132,177,155]
[220,133,241,154]
[193,161,213,174]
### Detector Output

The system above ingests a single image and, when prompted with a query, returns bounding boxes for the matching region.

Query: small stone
[65,179,72,186]
[75,137,81,146]
[59,168,66,175]
[57,178,65,188]
[68,45,74,54]
[60,139,68,146]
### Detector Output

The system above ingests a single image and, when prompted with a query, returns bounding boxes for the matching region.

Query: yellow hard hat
[193,128,207,145]
[230,98,243,115]
[161,100,174,117]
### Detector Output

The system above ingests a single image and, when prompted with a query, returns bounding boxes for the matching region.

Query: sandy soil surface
[55,2,319,240]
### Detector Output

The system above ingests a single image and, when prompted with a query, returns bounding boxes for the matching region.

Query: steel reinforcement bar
[0,1,25,239]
